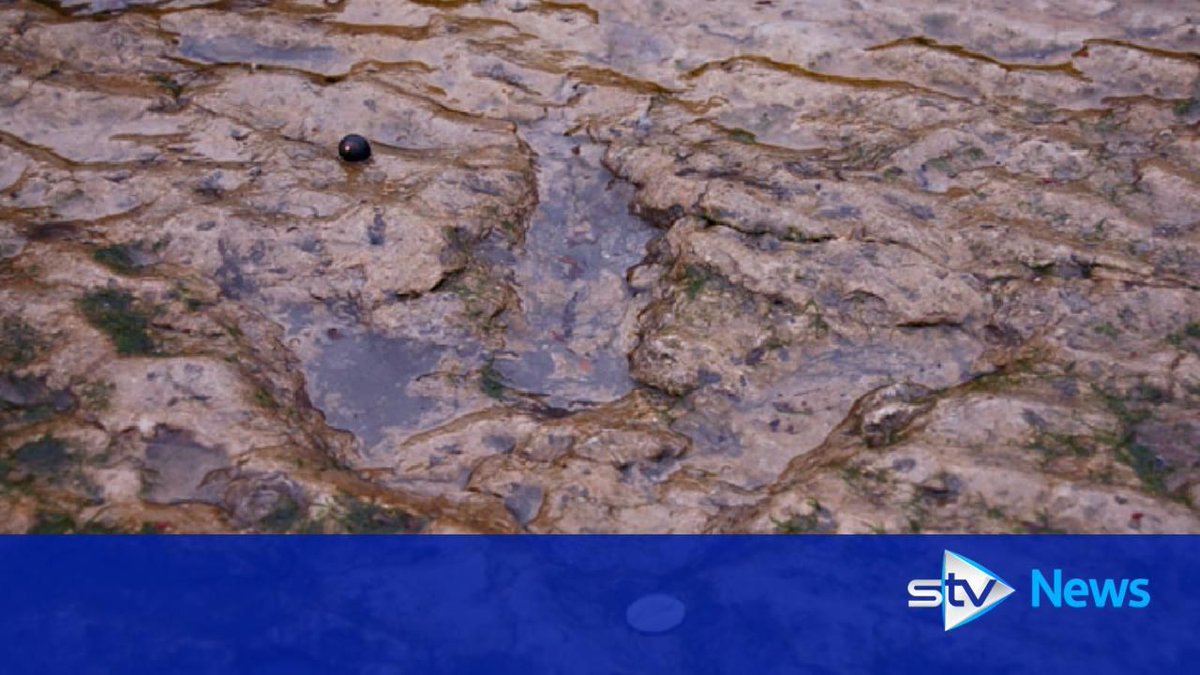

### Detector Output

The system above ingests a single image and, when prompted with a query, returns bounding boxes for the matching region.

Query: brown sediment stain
[867,36,1089,79]
[1082,38,1200,65]
[328,15,523,41]
[533,1,599,24]
[682,54,971,101]
[325,21,444,41]
[566,65,679,96]
[409,0,484,9]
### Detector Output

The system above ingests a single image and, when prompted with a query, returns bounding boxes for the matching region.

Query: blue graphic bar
[0,536,1195,674]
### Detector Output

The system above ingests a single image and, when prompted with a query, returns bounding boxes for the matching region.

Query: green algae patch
[0,317,38,366]
[14,435,70,474]
[79,288,156,355]
[339,498,424,534]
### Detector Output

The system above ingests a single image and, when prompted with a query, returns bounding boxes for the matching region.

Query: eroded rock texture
[1,0,1198,533]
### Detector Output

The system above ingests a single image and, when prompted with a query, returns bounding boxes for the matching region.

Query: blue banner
[0,536,1194,674]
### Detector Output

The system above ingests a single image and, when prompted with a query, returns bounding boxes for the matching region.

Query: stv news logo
[907,551,1015,631]
[908,550,1151,631]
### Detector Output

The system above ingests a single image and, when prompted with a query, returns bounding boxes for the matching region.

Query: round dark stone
[338,134,371,162]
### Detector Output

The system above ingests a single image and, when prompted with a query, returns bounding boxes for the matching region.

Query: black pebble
[338,134,371,162]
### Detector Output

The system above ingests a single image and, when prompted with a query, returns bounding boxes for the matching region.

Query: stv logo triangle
[941,550,1015,631]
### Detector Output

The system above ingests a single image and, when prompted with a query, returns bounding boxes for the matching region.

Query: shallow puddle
[493,121,656,408]
[281,304,487,454]
[307,332,452,449]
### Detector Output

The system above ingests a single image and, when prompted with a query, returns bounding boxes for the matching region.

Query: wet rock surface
[1,0,1198,533]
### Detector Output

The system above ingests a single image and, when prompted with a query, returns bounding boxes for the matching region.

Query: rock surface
[0,0,1197,533]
